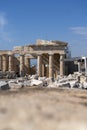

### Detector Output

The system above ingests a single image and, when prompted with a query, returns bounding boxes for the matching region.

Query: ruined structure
[65,56,87,74]
[0,39,71,78]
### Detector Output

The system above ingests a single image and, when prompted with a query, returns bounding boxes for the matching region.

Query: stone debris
[29,74,38,80]
[23,80,31,87]
[0,81,10,90]
[30,79,43,87]
[0,71,16,79]
[8,80,24,89]
[47,72,87,89]
[0,72,87,90]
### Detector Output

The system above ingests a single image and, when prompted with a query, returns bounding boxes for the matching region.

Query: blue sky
[0,0,87,57]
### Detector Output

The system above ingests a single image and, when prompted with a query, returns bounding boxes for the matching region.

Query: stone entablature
[0,50,12,55]
[13,39,68,55]
[13,45,67,56]
[36,39,68,46]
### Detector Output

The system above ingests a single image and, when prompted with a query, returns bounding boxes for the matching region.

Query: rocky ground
[0,87,87,130]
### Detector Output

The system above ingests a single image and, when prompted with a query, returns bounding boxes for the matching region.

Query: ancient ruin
[0,39,72,78]
[1,39,87,90]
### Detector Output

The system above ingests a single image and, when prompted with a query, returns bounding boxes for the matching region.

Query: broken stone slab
[47,81,59,88]
[29,75,38,80]
[30,79,43,87]
[8,79,17,84]
[47,83,57,88]
[56,82,70,88]
[82,82,87,89]
[23,80,31,87]
[79,76,87,83]
[0,81,10,90]
[38,77,46,81]
[76,83,83,89]
[44,78,53,85]
[74,72,83,76]
[67,80,78,88]
[38,77,48,87]
[9,82,24,89]
[16,77,25,82]
[8,79,24,89]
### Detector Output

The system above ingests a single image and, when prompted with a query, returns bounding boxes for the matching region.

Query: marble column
[49,54,53,78]
[60,54,65,76]
[0,55,2,71]
[78,61,81,72]
[20,54,24,76]
[8,55,13,72]
[37,54,42,77]
[42,63,45,77]
[25,56,30,75]
[2,54,7,72]
[84,58,87,73]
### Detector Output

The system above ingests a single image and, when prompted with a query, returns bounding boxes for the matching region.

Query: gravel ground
[0,87,87,130]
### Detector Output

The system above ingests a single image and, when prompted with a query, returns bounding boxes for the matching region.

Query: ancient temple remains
[0,39,71,78]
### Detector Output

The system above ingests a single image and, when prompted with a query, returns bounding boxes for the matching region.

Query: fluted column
[0,55,2,71]
[60,54,65,76]
[78,61,81,72]
[20,54,24,76]
[8,55,13,72]
[49,54,53,78]
[37,54,42,77]
[25,56,30,75]
[2,54,7,72]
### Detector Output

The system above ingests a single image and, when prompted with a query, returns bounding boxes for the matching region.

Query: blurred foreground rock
[0,87,87,130]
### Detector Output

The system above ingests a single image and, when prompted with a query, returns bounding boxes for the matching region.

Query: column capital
[37,53,42,56]
[49,52,54,56]
[60,54,65,56]
[60,54,65,61]
[8,54,13,57]
[8,51,12,55]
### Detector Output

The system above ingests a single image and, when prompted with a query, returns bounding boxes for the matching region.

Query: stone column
[60,54,65,76]
[84,58,87,73]
[0,55,2,71]
[8,55,13,72]
[37,54,42,77]
[42,63,45,77]
[20,54,24,76]
[49,54,53,78]
[25,56,30,75]
[2,54,7,72]
[78,61,81,72]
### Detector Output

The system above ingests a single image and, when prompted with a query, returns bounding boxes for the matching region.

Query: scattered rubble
[0,71,16,79]
[0,72,87,90]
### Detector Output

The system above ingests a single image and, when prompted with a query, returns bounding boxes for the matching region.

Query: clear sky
[0,0,87,57]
